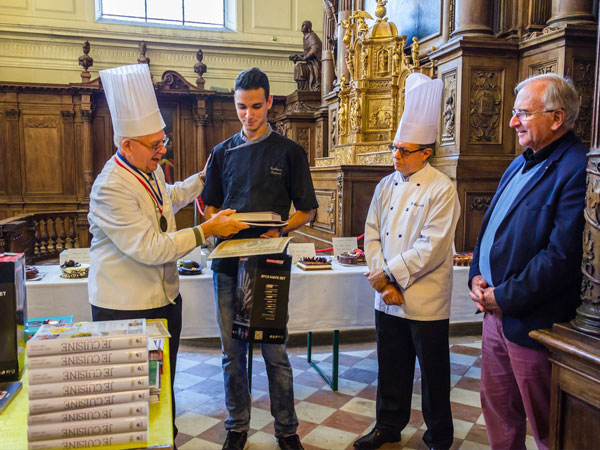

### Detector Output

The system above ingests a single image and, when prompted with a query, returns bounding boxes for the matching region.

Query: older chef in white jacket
[354,73,460,450]
[88,64,247,438]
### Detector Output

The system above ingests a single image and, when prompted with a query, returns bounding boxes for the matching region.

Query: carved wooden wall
[0,73,287,247]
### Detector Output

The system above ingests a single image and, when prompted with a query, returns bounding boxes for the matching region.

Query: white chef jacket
[365,163,460,320]
[88,155,204,310]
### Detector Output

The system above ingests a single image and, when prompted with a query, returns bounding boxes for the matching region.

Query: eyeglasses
[388,144,428,157]
[129,136,169,152]
[511,109,557,121]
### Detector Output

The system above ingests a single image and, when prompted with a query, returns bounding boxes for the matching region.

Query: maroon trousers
[481,312,551,450]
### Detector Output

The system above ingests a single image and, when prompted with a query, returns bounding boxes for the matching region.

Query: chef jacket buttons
[390,206,393,210]
[406,208,409,211]
[386,232,389,236]
[395,182,398,186]
[398,234,402,238]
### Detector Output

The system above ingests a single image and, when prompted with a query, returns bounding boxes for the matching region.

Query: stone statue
[137,41,150,65]
[194,48,207,89]
[289,20,322,92]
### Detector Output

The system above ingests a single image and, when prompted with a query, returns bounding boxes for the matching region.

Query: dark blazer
[469,131,588,347]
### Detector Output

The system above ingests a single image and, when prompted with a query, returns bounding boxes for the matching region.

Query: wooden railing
[0,210,90,263]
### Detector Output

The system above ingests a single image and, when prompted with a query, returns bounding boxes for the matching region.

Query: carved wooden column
[430,32,519,251]
[451,0,493,38]
[193,98,208,173]
[5,109,21,199]
[80,108,94,200]
[573,23,600,335]
[547,0,596,27]
[61,111,76,197]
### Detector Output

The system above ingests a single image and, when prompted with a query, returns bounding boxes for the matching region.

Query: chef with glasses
[88,64,247,439]
[356,73,460,450]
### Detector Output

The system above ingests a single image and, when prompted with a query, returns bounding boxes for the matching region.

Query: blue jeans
[213,271,298,437]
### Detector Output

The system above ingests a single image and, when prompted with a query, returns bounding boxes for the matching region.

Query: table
[26,263,476,339]
[0,320,174,450]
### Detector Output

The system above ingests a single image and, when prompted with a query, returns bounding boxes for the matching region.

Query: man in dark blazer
[469,73,587,450]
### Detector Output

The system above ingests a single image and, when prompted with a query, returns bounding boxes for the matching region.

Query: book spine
[27,431,147,450]
[28,415,148,441]
[29,362,149,385]
[27,334,147,357]
[27,401,148,425]
[28,376,149,400]
[27,348,147,369]
[29,389,149,415]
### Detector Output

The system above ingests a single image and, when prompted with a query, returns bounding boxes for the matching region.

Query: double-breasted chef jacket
[88,154,204,310]
[365,163,461,321]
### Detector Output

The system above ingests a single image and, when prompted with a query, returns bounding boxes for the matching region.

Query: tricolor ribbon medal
[115,153,168,232]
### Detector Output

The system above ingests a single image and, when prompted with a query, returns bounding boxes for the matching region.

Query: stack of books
[148,338,164,403]
[26,319,150,450]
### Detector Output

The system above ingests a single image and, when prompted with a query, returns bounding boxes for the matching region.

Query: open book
[230,211,287,227]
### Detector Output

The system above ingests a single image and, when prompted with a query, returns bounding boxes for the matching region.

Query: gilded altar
[316,1,433,167]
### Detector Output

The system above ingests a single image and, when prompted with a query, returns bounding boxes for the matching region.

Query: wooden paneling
[22,114,62,194]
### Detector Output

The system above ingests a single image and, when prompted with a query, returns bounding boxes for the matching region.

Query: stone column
[451,0,493,38]
[548,0,596,27]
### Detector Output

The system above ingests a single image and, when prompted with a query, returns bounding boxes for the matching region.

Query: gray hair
[514,73,580,130]
[113,135,141,149]
[113,135,125,149]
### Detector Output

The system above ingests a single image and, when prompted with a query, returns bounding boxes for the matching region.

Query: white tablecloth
[26,263,476,339]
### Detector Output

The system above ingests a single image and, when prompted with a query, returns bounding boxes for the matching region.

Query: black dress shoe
[277,434,304,450]
[353,428,401,449]
[222,430,248,450]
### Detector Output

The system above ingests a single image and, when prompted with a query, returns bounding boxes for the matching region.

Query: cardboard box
[0,253,26,381]
[233,254,291,344]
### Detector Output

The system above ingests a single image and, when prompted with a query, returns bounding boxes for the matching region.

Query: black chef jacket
[201,127,319,275]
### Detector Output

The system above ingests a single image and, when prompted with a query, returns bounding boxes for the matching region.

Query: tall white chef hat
[100,64,165,137]
[394,73,443,145]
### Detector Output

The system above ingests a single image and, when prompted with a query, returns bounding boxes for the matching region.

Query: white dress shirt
[365,163,460,320]
[88,155,204,310]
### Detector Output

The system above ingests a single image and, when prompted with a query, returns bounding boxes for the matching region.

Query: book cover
[29,389,149,415]
[29,362,149,385]
[28,376,149,400]
[230,211,281,222]
[27,319,147,357]
[27,430,147,450]
[0,381,22,414]
[28,415,148,441]
[28,348,147,370]
[25,315,74,342]
[28,401,148,425]
[233,254,292,344]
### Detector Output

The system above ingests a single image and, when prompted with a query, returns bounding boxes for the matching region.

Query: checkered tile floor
[173,336,536,450]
